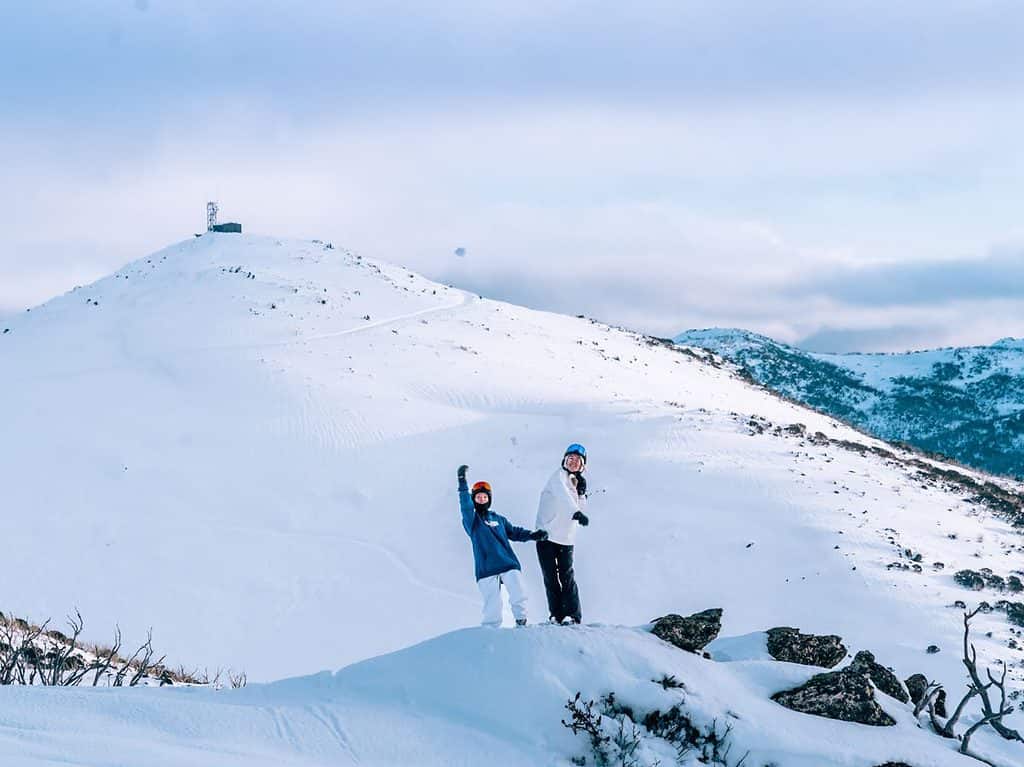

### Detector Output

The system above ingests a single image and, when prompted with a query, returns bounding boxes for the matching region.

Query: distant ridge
[676,327,1024,478]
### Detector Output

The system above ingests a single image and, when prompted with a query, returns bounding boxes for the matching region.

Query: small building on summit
[206,201,242,233]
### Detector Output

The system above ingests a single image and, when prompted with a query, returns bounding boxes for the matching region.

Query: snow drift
[0,623,1013,766]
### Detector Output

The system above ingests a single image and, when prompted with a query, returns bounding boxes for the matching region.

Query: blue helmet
[563,443,587,465]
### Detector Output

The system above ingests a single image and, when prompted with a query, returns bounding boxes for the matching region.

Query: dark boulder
[650,609,723,652]
[766,626,847,668]
[771,666,896,726]
[850,651,909,703]
[905,673,947,717]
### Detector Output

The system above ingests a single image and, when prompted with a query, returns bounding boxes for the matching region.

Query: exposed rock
[771,666,896,726]
[766,627,847,668]
[905,673,947,717]
[926,645,940,654]
[849,651,909,703]
[650,609,723,652]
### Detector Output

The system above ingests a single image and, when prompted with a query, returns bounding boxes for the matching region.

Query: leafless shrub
[1,608,238,689]
[918,607,1022,764]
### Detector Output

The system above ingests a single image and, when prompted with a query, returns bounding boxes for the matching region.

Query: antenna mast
[206,201,219,232]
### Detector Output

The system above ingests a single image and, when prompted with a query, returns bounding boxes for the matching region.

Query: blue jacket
[459,478,533,580]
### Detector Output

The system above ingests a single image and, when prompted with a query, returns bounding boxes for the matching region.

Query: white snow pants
[477,569,527,627]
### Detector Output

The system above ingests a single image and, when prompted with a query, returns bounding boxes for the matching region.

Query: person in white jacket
[535,443,590,624]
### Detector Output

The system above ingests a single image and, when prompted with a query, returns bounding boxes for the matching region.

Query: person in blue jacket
[458,464,548,627]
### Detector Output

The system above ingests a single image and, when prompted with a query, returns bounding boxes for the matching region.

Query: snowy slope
[675,328,1024,478]
[3,623,1021,767]
[2,234,1024,763]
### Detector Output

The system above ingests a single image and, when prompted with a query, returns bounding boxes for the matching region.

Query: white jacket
[535,469,586,546]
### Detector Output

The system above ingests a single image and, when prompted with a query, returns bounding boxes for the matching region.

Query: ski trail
[266,707,300,751]
[220,522,476,607]
[306,704,359,763]
[197,289,476,353]
[337,535,476,607]
[298,290,474,346]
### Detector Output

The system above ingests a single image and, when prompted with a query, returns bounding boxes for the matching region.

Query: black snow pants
[536,539,581,623]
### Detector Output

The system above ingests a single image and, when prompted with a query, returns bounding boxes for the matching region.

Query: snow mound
[0,623,1002,766]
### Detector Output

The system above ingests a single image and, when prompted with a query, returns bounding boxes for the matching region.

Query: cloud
[4,1,1024,128]
[3,100,1024,350]
[796,325,943,354]
[3,3,1024,352]
[790,250,1024,307]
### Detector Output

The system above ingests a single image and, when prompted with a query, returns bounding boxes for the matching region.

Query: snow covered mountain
[675,328,1024,480]
[2,234,1024,764]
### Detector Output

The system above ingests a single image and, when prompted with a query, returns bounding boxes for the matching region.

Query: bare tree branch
[961,609,1022,742]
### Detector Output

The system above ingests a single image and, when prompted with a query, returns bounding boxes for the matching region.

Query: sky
[2,1,1023,352]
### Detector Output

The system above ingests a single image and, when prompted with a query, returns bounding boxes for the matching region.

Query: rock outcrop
[771,666,896,726]
[849,651,909,703]
[650,609,723,652]
[766,626,847,668]
[905,673,947,717]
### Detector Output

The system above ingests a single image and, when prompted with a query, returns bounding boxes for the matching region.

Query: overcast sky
[2,1,1023,351]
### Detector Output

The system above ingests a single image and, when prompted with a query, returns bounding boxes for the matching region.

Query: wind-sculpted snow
[0,624,1017,766]
[1,235,1023,762]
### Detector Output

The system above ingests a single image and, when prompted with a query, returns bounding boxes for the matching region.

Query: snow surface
[1,624,1018,767]
[2,235,1023,763]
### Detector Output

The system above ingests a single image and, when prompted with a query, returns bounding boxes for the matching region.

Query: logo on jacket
[485,519,499,527]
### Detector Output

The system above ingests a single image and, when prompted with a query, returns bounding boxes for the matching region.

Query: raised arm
[458,465,474,534]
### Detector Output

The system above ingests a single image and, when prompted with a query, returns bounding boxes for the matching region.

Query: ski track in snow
[306,704,358,762]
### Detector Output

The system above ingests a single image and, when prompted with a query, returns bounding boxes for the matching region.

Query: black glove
[530,529,549,541]
[573,473,587,497]
[457,464,468,481]
[572,511,589,527]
